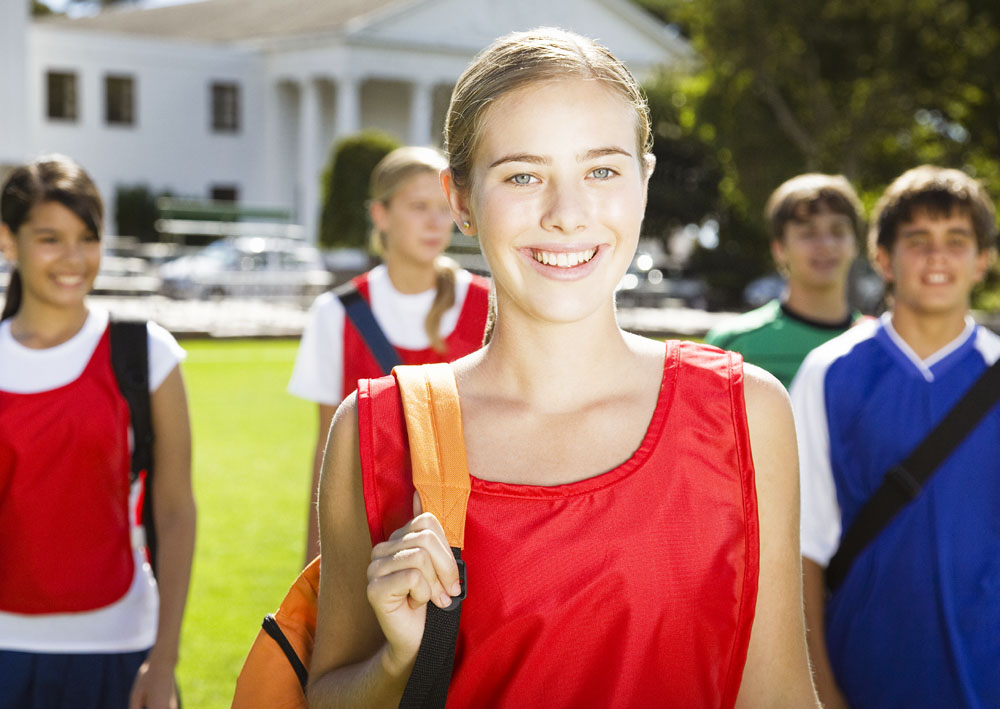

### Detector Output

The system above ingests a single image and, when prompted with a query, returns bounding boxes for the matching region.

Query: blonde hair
[369,146,456,353]
[445,27,652,191]
[444,27,652,340]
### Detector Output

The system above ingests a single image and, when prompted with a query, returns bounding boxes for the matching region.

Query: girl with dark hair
[0,155,195,709]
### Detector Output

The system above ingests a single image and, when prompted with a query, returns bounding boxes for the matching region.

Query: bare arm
[307,395,461,708]
[305,403,337,563]
[735,365,820,708]
[130,365,196,709]
[803,558,848,708]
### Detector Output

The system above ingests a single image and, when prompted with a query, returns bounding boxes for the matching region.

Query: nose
[540,178,588,234]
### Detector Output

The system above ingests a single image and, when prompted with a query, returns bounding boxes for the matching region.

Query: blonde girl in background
[307,28,818,708]
[0,155,195,709]
[289,146,490,561]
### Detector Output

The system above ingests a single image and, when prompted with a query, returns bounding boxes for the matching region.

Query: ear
[874,245,894,283]
[440,167,475,235]
[0,224,17,263]
[973,246,996,285]
[770,239,786,269]
[369,200,389,235]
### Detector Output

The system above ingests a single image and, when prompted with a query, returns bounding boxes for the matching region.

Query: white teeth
[56,275,83,285]
[926,273,948,284]
[531,248,596,268]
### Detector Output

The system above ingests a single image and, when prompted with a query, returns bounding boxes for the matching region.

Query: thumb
[412,490,423,517]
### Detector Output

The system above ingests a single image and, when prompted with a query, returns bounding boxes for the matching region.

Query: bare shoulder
[319,390,362,511]
[742,362,791,414]
[741,362,798,494]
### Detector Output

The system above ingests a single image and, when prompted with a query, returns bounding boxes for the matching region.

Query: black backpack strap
[261,614,309,692]
[336,281,402,376]
[109,319,158,577]
[826,356,1000,592]
[398,547,465,709]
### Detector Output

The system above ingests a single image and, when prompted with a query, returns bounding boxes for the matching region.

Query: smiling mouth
[55,275,86,286]
[530,248,597,268]
[925,273,951,284]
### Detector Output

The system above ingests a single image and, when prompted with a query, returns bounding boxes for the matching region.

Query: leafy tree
[635,0,1000,306]
[318,130,400,250]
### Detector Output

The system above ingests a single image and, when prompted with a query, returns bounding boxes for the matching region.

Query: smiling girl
[289,146,489,561]
[306,30,818,707]
[0,156,195,709]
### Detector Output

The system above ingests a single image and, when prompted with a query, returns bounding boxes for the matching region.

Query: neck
[467,304,639,413]
[783,281,849,324]
[8,300,90,349]
[889,306,970,360]
[384,254,437,294]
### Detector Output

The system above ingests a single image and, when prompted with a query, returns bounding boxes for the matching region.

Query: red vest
[358,342,759,708]
[341,272,489,397]
[0,328,134,614]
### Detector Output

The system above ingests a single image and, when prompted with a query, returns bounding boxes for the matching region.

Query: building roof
[38,0,408,43]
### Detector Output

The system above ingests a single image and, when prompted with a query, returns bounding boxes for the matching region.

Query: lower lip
[520,247,603,281]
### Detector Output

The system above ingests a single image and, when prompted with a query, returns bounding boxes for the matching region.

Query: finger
[413,490,423,517]
[368,530,461,607]
[368,566,434,611]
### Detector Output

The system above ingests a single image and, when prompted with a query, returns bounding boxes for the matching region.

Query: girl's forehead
[472,78,638,161]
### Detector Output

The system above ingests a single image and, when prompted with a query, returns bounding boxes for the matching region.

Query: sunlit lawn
[176,338,314,708]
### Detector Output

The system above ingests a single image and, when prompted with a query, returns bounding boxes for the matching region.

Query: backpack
[109,319,159,575]
[232,363,470,709]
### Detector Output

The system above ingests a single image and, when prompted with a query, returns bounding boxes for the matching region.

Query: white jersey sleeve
[789,349,842,566]
[147,320,186,392]
[287,291,346,406]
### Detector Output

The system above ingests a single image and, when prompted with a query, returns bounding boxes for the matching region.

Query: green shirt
[704,299,861,389]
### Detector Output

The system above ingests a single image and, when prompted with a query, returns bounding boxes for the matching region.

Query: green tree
[635,0,1000,305]
[318,130,400,250]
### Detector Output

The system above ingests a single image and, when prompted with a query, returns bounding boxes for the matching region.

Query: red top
[341,272,490,397]
[0,328,134,614]
[358,341,759,708]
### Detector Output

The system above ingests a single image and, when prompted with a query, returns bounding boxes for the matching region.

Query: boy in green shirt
[706,173,866,388]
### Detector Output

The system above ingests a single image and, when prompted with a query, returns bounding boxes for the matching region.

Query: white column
[408,80,434,147]
[298,77,321,243]
[334,76,361,139]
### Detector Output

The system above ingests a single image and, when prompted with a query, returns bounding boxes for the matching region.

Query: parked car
[159,237,334,299]
[615,253,709,310]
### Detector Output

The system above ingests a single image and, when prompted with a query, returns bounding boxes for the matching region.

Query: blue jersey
[791,314,1000,709]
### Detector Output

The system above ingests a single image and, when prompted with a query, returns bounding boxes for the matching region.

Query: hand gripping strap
[393,363,471,550]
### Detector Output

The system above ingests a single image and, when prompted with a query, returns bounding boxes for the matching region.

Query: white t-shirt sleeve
[147,320,186,392]
[288,291,345,406]
[789,351,842,566]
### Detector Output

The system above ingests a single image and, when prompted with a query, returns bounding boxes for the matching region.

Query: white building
[1,0,690,242]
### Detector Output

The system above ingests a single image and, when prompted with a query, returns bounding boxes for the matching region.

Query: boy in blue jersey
[790,165,999,708]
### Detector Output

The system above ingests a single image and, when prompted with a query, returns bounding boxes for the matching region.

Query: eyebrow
[488,146,634,169]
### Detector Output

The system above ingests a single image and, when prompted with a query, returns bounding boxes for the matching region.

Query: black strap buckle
[886,465,922,500]
[442,558,466,612]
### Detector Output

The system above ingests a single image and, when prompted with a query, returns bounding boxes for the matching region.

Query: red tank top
[358,341,759,708]
[0,328,134,614]
[341,272,489,396]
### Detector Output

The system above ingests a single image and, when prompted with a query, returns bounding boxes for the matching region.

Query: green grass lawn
[176,338,314,708]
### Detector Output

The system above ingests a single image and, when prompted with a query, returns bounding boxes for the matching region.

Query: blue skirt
[0,648,149,709]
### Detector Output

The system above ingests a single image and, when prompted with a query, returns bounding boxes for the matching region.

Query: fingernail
[439,593,452,608]
[451,580,462,596]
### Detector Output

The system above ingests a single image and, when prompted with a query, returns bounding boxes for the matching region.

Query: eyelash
[507,167,619,185]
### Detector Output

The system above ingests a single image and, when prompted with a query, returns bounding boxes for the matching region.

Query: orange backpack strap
[393,363,471,550]
[394,363,470,709]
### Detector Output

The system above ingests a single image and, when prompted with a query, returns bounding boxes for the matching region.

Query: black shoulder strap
[336,281,402,376]
[826,355,1000,592]
[109,319,158,577]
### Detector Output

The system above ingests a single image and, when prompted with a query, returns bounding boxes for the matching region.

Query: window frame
[46,70,78,122]
[210,81,241,134]
[104,73,137,127]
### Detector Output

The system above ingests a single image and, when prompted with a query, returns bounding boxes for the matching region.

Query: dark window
[47,71,77,121]
[211,82,240,133]
[210,185,239,202]
[105,74,135,126]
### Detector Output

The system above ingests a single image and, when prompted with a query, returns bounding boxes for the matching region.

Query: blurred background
[9,0,1000,338]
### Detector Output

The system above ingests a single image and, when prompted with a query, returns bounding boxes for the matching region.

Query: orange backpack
[232,364,471,708]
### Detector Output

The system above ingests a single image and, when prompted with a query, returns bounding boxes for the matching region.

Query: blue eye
[511,174,534,185]
[591,167,615,179]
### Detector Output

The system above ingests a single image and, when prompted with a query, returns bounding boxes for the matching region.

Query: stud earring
[462,220,471,230]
